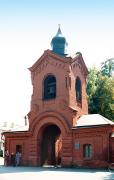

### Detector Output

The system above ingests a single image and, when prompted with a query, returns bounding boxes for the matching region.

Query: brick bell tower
[3,26,114,168]
[3,26,89,167]
[27,26,88,166]
[28,25,88,128]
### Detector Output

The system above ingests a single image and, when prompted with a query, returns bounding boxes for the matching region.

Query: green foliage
[101,58,114,77]
[86,67,99,114]
[87,64,114,121]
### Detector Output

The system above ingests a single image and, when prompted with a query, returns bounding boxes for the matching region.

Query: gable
[29,49,71,73]
[71,53,88,77]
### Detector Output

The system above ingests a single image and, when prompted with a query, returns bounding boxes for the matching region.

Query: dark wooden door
[41,125,61,166]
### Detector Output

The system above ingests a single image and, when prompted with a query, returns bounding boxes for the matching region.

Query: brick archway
[30,111,71,135]
[30,111,71,166]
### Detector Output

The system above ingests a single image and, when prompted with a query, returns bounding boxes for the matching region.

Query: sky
[0,0,114,124]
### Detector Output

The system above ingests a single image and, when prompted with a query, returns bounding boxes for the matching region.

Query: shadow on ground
[1,157,114,180]
[103,169,114,180]
[0,164,109,174]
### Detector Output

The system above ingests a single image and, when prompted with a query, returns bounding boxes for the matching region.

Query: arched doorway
[41,124,62,166]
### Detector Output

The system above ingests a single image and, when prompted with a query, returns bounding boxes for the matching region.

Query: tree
[87,67,114,120]
[93,75,114,120]
[109,87,114,114]
[86,67,99,113]
[101,58,114,77]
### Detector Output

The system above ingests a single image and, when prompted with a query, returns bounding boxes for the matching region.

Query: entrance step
[42,165,61,168]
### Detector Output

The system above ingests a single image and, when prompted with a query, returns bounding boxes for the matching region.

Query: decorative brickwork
[3,40,114,168]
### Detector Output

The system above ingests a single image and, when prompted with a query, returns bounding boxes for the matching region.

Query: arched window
[83,144,92,159]
[75,77,82,102]
[43,75,56,100]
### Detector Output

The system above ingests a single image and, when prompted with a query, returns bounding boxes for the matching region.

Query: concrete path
[0,157,114,180]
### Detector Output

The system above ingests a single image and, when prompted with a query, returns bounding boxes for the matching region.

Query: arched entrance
[41,124,62,166]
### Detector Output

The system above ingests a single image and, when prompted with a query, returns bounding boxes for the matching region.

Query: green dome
[51,26,68,57]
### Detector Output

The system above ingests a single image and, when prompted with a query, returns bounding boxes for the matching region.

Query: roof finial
[58,24,60,28]
[56,24,62,36]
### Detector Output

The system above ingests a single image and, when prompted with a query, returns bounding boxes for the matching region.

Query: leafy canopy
[87,59,114,121]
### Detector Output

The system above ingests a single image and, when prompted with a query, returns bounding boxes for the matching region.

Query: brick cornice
[29,49,72,73]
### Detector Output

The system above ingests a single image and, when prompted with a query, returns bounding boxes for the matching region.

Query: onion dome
[51,25,68,57]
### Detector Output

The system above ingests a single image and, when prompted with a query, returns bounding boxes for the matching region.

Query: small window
[43,75,56,100]
[83,144,92,159]
[75,77,82,102]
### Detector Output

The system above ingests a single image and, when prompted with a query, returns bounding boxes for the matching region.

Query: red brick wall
[29,50,88,128]
[72,126,111,168]
[3,50,114,168]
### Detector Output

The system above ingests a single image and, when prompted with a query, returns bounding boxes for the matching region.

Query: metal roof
[76,114,114,127]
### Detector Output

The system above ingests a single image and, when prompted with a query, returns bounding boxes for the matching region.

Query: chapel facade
[3,27,114,168]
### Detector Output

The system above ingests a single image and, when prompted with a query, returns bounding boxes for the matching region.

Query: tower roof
[51,25,68,57]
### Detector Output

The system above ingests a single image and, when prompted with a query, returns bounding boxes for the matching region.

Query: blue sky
[0,0,114,124]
